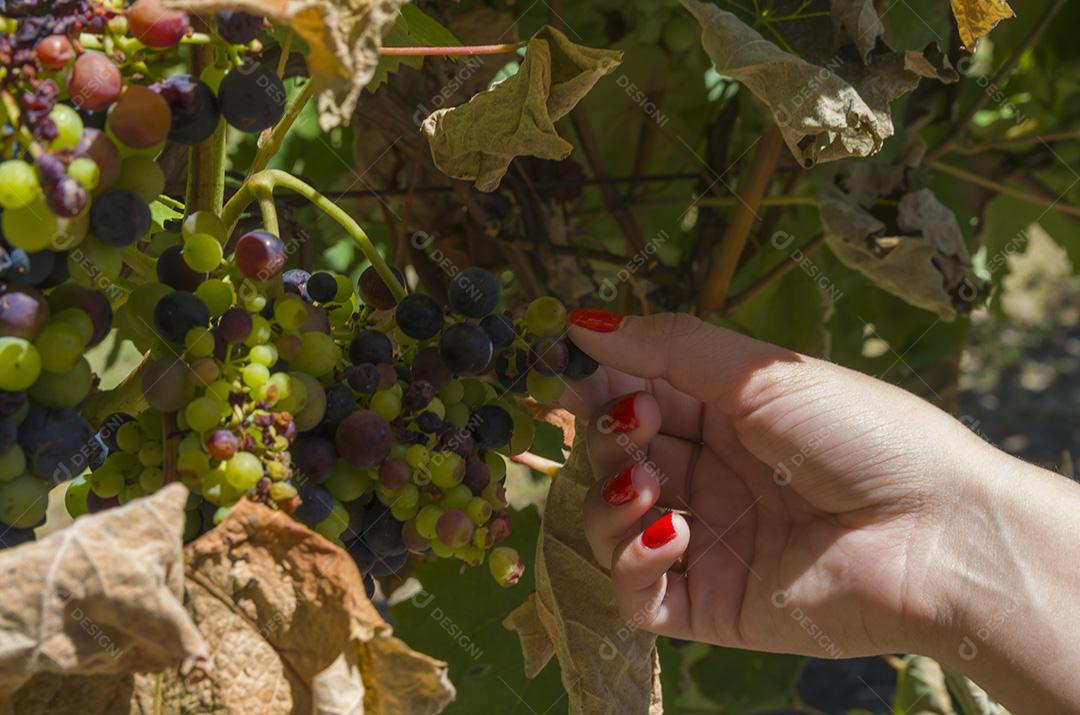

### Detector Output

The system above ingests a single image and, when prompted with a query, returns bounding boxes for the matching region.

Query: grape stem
[254,185,280,235]
[223,170,406,303]
[249,80,313,177]
[378,43,522,56]
[76,32,215,54]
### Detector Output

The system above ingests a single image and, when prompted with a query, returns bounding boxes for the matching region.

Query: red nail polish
[608,393,638,433]
[602,465,637,505]
[569,308,623,333]
[642,513,676,549]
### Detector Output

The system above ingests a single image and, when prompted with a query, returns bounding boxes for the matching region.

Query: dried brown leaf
[830,0,883,61]
[950,0,1015,49]
[422,26,622,191]
[505,423,662,715]
[681,0,956,167]
[165,0,407,130]
[502,593,555,678]
[0,484,206,702]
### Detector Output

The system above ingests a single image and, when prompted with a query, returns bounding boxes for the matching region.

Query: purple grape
[156,243,208,291]
[480,313,516,351]
[294,482,333,525]
[219,63,286,133]
[18,407,94,483]
[447,267,500,318]
[394,294,442,340]
[439,323,493,375]
[469,405,513,450]
[358,265,405,310]
[234,229,286,280]
[410,346,451,391]
[344,363,380,393]
[402,381,435,413]
[153,291,210,343]
[335,410,391,469]
[378,458,410,489]
[47,284,112,347]
[565,338,599,380]
[531,336,569,376]
[348,329,393,365]
[361,506,406,556]
[215,10,264,44]
[283,268,310,301]
[91,189,151,247]
[291,436,337,483]
[217,307,252,344]
[307,271,337,303]
[0,284,49,340]
[155,74,221,145]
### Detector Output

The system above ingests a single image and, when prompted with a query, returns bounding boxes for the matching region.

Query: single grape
[217,307,253,344]
[273,294,307,330]
[435,509,474,549]
[362,507,407,556]
[294,482,333,525]
[0,285,49,340]
[242,362,269,389]
[68,52,122,112]
[466,497,493,525]
[2,197,57,252]
[564,338,599,379]
[29,357,92,408]
[524,296,567,337]
[113,155,166,203]
[17,407,94,482]
[140,358,196,412]
[0,473,49,528]
[335,411,392,470]
[489,546,524,587]
[394,294,443,340]
[348,330,393,365]
[282,268,310,301]
[428,451,464,489]
[0,160,39,209]
[75,128,122,192]
[370,389,402,422]
[48,104,83,151]
[216,10,264,44]
[67,157,100,191]
[527,370,565,405]
[439,323,493,375]
[292,437,337,483]
[0,337,41,392]
[469,405,513,450]
[447,267,500,318]
[155,74,221,145]
[291,331,339,377]
[90,189,151,247]
[185,397,221,433]
[0,445,26,482]
[35,34,75,70]
[181,211,227,243]
[302,272,335,303]
[107,85,172,149]
[47,284,112,347]
[225,451,262,490]
[218,63,286,133]
[480,313,516,351]
[195,279,234,316]
[154,291,210,344]
[234,229,286,280]
[183,233,223,272]
[358,265,405,310]
[33,322,83,374]
[531,336,570,376]
[128,0,190,48]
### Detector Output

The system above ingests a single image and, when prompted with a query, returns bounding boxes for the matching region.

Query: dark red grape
[0,284,49,340]
[348,330,393,365]
[307,271,337,303]
[128,0,190,49]
[321,383,355,428]
[217,307,252,344]
[234,229,286,281]
[48,284,112,347]
[294,482,333,525]
[447,267,500,318]
[436,509,473,549]
[282,268,310,301]
[207,429,238,460]
[402,381,435,413]
[344,363,380,393]
[153,291,209,343]
[410,346,451,390]
[18,407,94,483]
[358,265,404,310]
[394,294,442,340]
[439,323,493,375]
[531,336,569,376]
[464,460,491,493]
[361,506,407,556]
[156,243,207,291]
[469,405,513,450]
[91,190,151,247]
[75,128,122,190]
[108,85,171,149]
[378,458,409,489]
[480,313,516,351]
[67,52,122,112]
[215,10,264,44]
[564,338,599,380]
[43,175,87,218]
[292,436,337,483]
[218,63,286,133]
[36,35,74,70]
[155,74,220,145]
[335,410,391,469]
[495,350,528,394]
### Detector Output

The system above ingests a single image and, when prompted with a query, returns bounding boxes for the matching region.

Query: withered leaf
[894,655,956,714]
[505,423,662,715]
[818,182,987,321]
[137,498,454,714]
[950,0,1015,49]
[830,0,883,61]
[681,0,956,167]
[422,26,622,191]
[165,0,408,130]
[0,484,206,703]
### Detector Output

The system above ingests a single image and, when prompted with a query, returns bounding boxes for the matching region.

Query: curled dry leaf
[830,0,884,61]
[894,654,956,714]
[950,0,1015,50]
[165,0,408,130]
[0,484,206,704]
[422,26,622,191]
[504,423,662,715]
[680,0,956,167]
[818,179,987,321]
[133,498,454,714]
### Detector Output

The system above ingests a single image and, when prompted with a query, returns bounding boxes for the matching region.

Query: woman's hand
[558,308,1080,706]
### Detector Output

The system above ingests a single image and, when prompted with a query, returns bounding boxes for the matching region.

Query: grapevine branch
[378,43,521,56]
[723,233,826,315]
[930,161,1080,219]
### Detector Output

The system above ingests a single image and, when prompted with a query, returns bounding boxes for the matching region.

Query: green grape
[333,274,353,302]
[113,155,165,202]
[325,461,373,502]
[213,505,232,525]
[137,409,163,437]
[178,432,203,455]
[33,322,84,374]
[489,546,523,587]
[273,295,307,330]
[370,389,402,422]
[327,303,352,328]
[508,407,535,455]
[242,363,270,390]
[0,445,27,482]
[29,357,92,407]
[244,315,272,346]
[527,370,565,405]
[524,296,567,337]
[0,337,41,391]
[486,451,507,482]
[178,450,210,480]
[183,233,223,272]
[225,451,262,490]
[52,208,90,251]
[471,526,490,549]
[138,441,164,467]
[390,501,418,522]
[438,380,465,405]
[313,501,349,541]
[249,343,277,367]
[52,308,94,345]
[2,197,57,252]
[466,496,493,525]
[120,483,146,504]
[0,159,40,209]
[0,474,48,528]
[441,483,472,510]
[205,380,233,404]
[182,210,227,243]
[68,236,123,289]
[186,396,222,432]
[195,279,234,316]
[65,474,91,518]
[425,397,446,420]
[457,545,484,567]
[89,465,124,498]
[397,482,420,510]
[185,327,215,358]
[291,331,340,377]
[191,358,221,385]
[269,482,297,501]
[430,538,455,558]
[49,103,84,150]
[459,379,487,408]
[242,291,267,313]
[138,467,164,491]
[414,504,444,540]
[116,421,144,452]
[67,157,100,191]
[256,371,291,405]
[428,451,464,489]
[443,401,470,428]
[405,444,429,469]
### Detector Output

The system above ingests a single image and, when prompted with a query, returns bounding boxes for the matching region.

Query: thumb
[567,310,799,408]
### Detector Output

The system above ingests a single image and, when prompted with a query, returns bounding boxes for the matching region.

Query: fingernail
[642,513,676,549]
[602,465,637,505]
[607,393,638,433]
[569,308,623,333]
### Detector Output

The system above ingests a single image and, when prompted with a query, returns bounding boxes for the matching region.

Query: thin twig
[378,43,521,56]
[724,233,825,314]
[930,161,1080,218]
[697,125,785,313]
[925,0,1067,163]
[952,128,1080,155]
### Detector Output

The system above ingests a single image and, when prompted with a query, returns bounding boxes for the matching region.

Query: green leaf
[688,646,805,711]
[390,507,566,714]
[368,16,424,92]
[400,4,461,47]
[894,654,955,714]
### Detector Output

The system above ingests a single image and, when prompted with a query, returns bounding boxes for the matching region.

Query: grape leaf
[504,423,663,715]
[949,0,1015,50]
[165,0,408,130]
[830,0,884,61]
[0,485,207,705]
[680,0,957,167]
[400,5,461,47]
[893,655,955,714]
[689,646,805,712]
[421,26,622,191]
